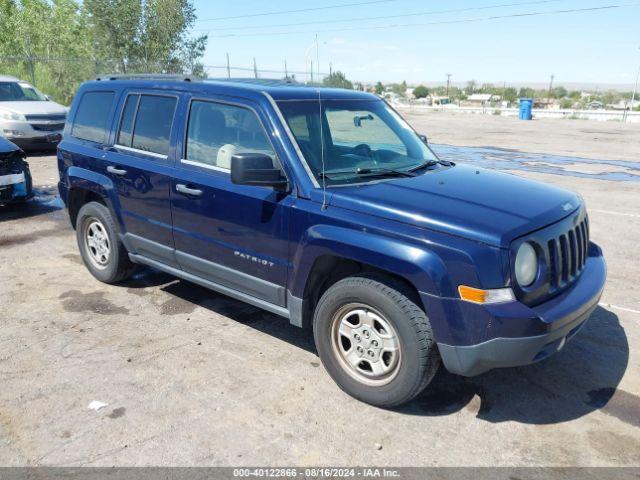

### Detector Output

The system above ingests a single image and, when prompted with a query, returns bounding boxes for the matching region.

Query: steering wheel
[349,143,373,157]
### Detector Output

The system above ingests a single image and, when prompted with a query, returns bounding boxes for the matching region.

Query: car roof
[84,76,379,102]
[0,75,21,82]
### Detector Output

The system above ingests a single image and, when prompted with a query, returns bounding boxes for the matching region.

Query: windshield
[277,99,441,186]
[0,82,47,102]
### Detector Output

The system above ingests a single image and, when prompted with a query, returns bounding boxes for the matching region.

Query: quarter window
[71,91,115,143]
[117,94,138,147]
[116,94,177,156]
[185,100,275,170]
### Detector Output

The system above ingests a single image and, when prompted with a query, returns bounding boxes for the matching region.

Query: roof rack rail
[95,73,200,82]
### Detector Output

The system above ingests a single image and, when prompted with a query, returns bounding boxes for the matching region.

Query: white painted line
[590,209,640,218]
[599,302,640,315]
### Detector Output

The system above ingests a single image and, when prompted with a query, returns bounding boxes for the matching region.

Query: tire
[76,201,136,284]
[313,275,440,407]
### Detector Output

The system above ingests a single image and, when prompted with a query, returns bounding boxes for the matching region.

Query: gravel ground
[0,115,639,466]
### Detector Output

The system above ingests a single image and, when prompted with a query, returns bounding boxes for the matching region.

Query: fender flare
[65,167,124,230]
[288,224,455,299]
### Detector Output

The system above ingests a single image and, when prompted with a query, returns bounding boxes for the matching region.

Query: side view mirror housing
[231,153,288,190]
[353,113,374,127]
[418,134,428,144]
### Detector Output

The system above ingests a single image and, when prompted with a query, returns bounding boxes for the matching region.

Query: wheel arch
[65,167,122,230]
[289,225,454,328]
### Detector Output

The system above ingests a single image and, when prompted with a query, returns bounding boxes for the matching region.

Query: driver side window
[185,100,276,171]
[325,109,407,155]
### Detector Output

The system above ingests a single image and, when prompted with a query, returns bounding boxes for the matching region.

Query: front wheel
[313,275,440,407]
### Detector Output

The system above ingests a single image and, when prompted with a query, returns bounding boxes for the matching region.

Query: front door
[170,97,292,306]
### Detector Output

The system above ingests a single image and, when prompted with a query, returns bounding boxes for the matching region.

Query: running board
[129,253,291,320]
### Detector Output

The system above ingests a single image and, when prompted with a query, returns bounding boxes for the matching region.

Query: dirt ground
[0,114,639,466]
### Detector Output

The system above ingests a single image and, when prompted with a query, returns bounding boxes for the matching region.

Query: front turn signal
[458,285,515,304]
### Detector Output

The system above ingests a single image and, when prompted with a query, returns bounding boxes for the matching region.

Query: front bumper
[0,171,32,204]
[2,120,63,150]
[425,243,606,376]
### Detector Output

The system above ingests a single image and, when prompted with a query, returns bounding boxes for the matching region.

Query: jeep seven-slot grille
[547,216,589,289]
[513,208,590,306]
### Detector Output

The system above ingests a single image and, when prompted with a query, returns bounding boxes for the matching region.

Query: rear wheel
[313,275,440,407]
[76,201,136,283]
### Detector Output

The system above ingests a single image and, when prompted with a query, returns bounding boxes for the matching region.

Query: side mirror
[353,114,373,127]
[418,134,428,144]
[44,95,51,101]
[231,153,288,190]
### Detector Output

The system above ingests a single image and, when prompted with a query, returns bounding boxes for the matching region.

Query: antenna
[316,33,327,210]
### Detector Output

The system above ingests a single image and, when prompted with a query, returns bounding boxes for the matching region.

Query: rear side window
[116,94,177,156]
[71,91,115,143]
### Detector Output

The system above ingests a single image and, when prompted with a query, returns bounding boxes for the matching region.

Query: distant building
[586,100,604,110]
[466,93,500,106]
[430,96,451,105]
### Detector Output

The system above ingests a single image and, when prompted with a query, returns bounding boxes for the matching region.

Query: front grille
[0,152,25,176]
[547,216,589,289]
[31,122,65,131]
[512,207,589,305]
[24,114,66,121]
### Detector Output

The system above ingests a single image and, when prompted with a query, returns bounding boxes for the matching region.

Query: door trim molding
[128,252,291,320]
[175,249,286,306]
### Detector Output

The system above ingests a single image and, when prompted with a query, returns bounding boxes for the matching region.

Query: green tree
[553,86,568,98]
[0,0,208,103]
[502,87,518,103]
[374,81,384,94]
[0,0,94,103]
[413,85,429,99]
[390,81,407,96]
[466,79,476,94]
[322,71,353,89]
[560,98,573,109]
[518,87,536,99]
[85,0,207,74]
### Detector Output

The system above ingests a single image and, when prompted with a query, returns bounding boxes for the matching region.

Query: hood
[0,100,67,116]
[327,164,581,248]
[0,136,23,156]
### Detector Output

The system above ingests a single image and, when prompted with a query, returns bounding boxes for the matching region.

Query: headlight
[0,110,26,121]
[515,242,538,287]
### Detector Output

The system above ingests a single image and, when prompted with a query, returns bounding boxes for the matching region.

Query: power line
[197,0,395,22]
[209,3,640,38]
[195,0,565,33]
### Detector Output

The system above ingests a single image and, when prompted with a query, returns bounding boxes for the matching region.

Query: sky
[191,0,640,86]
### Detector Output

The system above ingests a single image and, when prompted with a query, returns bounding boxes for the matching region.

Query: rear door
[104,90,182,266]
[170,96,292,306]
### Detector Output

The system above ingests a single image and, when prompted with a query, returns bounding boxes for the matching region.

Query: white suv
[0,75,67,150]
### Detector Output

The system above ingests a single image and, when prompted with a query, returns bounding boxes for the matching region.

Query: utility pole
[226,53,231,78]
[310,60,314,84]
[446,73,452,97]
[626,46,640,123]
[547,74,554,108]
[284,60,288,78]
[329,62,333,76]
[253,57,258,78]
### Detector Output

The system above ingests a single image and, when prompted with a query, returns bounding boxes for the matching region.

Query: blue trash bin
[519,98,533,120]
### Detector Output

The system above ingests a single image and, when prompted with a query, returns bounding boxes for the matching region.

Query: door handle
[176,184,203,197]
[107,165,127,176]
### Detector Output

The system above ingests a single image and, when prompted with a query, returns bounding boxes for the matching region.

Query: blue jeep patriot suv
[58,76,606,406]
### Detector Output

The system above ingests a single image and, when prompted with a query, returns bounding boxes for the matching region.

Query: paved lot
[1,116,639,466]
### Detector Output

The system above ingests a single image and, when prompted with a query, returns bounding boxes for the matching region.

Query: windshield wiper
[409,159,454,172]
[319,167,416,179]
[355,167,417,178]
